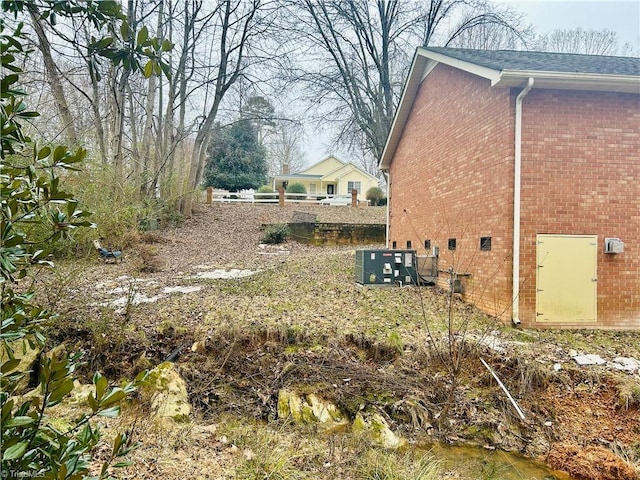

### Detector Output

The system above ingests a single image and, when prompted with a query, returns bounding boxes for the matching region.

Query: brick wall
[519,89,640,328]
[388,63,640,329]
[288,222,385,245]
[388,64,515,318]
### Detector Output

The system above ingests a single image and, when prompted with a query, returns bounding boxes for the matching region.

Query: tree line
[5,0,637,216]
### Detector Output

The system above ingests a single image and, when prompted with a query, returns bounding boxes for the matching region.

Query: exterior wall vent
[604,238,624,254]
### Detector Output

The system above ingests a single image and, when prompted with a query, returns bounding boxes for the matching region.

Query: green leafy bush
[0,2,167,476]
[286,183,306,194]
[67,163,142,249]
[62,164,186,253]
[366,186,385,206]
[257,185,277,200]
[1,146,147,480]
[261,224,290,244]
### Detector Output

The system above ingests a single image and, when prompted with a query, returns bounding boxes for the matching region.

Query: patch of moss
[509,330,538,343]
[462,424,495,444]
[617,377,640,409]
[142,361,173,390]
[353,411,407,449]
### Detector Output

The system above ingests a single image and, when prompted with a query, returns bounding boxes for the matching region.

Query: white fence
[206,190,357,205]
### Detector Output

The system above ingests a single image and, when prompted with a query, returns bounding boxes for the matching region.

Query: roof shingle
[426,47,640,76]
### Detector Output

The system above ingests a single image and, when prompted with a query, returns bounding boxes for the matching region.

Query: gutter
[382,170,390,248]
[495,70,640,93]
[512,77,534,326]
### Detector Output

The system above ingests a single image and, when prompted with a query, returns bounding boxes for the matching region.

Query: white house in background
[270,155,378,202]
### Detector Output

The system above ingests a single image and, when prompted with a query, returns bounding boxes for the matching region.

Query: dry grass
[30,203,640,480]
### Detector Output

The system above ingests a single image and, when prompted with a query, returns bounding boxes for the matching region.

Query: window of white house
[310,183,316,194]
[347,181,361,193]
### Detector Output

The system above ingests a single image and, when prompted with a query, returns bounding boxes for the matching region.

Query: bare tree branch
[534,28,620,56]
[288,0,528,174]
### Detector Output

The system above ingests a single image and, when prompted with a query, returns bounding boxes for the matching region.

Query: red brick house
[379,47,639,329]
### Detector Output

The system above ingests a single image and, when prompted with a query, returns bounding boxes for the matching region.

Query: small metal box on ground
[355,249,418,285]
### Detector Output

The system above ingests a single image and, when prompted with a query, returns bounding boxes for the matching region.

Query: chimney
[282,163,290,175]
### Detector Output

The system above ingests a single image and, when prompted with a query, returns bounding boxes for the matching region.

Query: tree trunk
[29,10,78,146]
[140,0,161,197]
[113,0,136,175]
[182,125,213,216]
[140,72,157,195]
[168,0,196,195]
[110,70,129,175]
[127,83,140,178]
[180,0,259,216]
[87,55,108,163]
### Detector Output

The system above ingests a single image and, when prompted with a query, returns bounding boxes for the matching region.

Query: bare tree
[289,0,529,172]
[619,38,640,57]
[290,0,416,171]
[265,117,306,175]
[181,0,275,216]
[28,9,79,146]
[446,4,531,50]
[421,0,529,47]
[19,1,140,163]
[225,92,308,175]
[109,0,136,175]
[534,28,620,55]
[241,95,277,145]
[124,0,204,199]
[86,46,109,163]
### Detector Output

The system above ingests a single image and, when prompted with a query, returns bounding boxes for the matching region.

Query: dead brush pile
[178,325,445,431]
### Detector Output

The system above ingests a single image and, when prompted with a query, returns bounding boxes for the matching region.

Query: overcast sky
[303,0,640,165]
[497,0,640,48]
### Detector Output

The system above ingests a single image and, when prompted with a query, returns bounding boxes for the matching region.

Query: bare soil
[39,203,640,480]
[547,445,639,480]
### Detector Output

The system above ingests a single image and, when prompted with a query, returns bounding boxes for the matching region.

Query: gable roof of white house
[272,155,378,181]
[379,47,640,170]
[301,155,344,174]
[321,162,378,182]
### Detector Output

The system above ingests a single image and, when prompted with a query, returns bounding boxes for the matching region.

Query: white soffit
[418,47,502,84]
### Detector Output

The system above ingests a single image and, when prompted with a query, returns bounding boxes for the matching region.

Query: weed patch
[261,223,290,244]
[356,450,442,480]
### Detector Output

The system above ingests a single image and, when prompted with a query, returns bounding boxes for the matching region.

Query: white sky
[497,0,640,47]
[303,0,640,165]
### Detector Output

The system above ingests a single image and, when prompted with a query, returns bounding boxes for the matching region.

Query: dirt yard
[38,203,639,480]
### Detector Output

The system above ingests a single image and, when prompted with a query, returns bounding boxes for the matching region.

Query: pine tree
[203,120,268,191]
